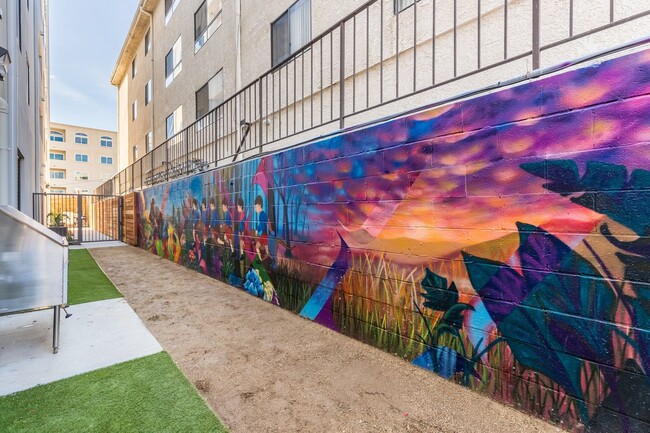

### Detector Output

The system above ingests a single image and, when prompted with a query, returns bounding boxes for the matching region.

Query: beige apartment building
[47,123,118,194]
[111,0,650,174]
[0,0,50,216]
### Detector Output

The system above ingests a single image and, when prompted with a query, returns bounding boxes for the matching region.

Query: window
[51,188,66,194]
[26,58,30,105]
[74,133,88,144]
[49,152,65,161]
[133,145,138,161]
[165,0,181,24]
[145,29,151,56]
[132,100,138,121]
[100,136,113,147]
[394,0,416,12]
[50,131,64,142]
[51,170,66,179]
[166,106,183,139]
[146,131,153,152]
[271,0,311,67]
[145,80,152,105]
[165,37,182,86]
[18,0,22,52]
[132,57,137,79]
[196,69,223,119]
[194,0,222,51]
[74,172,89,180]
[100,157,113,165]
[75,154,89,162]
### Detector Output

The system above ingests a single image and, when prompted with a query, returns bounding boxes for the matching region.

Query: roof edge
[111,0,157,86]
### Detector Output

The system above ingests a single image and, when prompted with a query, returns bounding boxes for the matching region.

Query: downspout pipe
[234,0,242,158]
[0,96,10,205]
[34,0,42,198]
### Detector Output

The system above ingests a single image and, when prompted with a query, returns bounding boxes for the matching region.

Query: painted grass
[68,249,122,305]
[333,252,583,428]
[0,352,228,433]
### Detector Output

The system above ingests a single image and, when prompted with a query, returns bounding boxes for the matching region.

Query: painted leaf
[463,223,620,422]
[462,251,527,325]
[420,268,459,311]
[601,224,650,258]
[521,160,650,235]
[439,303,474,330]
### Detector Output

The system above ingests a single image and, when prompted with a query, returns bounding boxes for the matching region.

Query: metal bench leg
[53,305,61,354]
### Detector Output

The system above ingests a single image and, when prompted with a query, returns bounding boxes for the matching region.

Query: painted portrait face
[255,203,262,213]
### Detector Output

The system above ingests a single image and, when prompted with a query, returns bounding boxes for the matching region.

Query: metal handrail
[96,0,650,196]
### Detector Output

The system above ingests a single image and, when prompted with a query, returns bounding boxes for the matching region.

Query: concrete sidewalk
[0,298,162,396]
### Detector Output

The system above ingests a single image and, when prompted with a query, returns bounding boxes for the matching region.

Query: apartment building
[112,0,388,168]
[47,122,118,194]
[111,0,650,174]
[0,0,50,216]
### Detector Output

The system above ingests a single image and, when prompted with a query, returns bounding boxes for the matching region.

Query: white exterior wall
[0,0,49,217]
[113,0,650,175]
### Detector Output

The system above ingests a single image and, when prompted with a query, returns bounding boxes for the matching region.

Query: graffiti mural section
[137,49,650,431]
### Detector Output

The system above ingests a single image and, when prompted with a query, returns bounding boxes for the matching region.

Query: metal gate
[32,193,122,244]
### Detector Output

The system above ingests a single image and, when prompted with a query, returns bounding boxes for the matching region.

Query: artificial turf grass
[68,249,122,305]
[0,352,228,433]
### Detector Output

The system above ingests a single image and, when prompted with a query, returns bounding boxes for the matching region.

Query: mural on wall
[138,49,650,431]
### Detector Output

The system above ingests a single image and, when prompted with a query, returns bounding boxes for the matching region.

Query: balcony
[97,0,650,196]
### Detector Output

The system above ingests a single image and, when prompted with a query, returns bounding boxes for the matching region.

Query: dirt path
[91,246,559,433]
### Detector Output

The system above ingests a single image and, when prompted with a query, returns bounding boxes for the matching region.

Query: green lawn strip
[68,249,122,305]
[0,352,228,433]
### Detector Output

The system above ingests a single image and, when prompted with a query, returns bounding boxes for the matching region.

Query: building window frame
[194,0,223,52]
[100,136,113,147]
[165,36,183,87]
[50,131,65,142]
[51,170,66,179]
[145,29,151,56]
[49,152,65,161]
[74,153,89,163]
[195,69,223,120]
[74,171,89,181]
[132,57,137,79]
[166,105,183,139]
[132,100,138,121]
[100,156,113,165]
[146,131,153,152]
[74,133,88,145]
[145,79,152,105]
[394,0,420,13]
[271,0,311,68]
[165,0,181,26]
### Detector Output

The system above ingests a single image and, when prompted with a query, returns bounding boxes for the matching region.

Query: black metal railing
[96,0,650,196]
[33,193,123,244]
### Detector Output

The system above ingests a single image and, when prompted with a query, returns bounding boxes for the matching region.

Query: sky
[49,0,139,131]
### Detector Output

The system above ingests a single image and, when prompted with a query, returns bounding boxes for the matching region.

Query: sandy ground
[91,246,561,433]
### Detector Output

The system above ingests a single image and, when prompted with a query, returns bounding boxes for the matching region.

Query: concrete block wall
[136,48,650,431]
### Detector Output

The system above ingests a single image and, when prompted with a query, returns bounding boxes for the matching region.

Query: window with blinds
[165,37,183,86]
[195,0,223,51]
[271,0,311,67]
[196,69,223,119]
